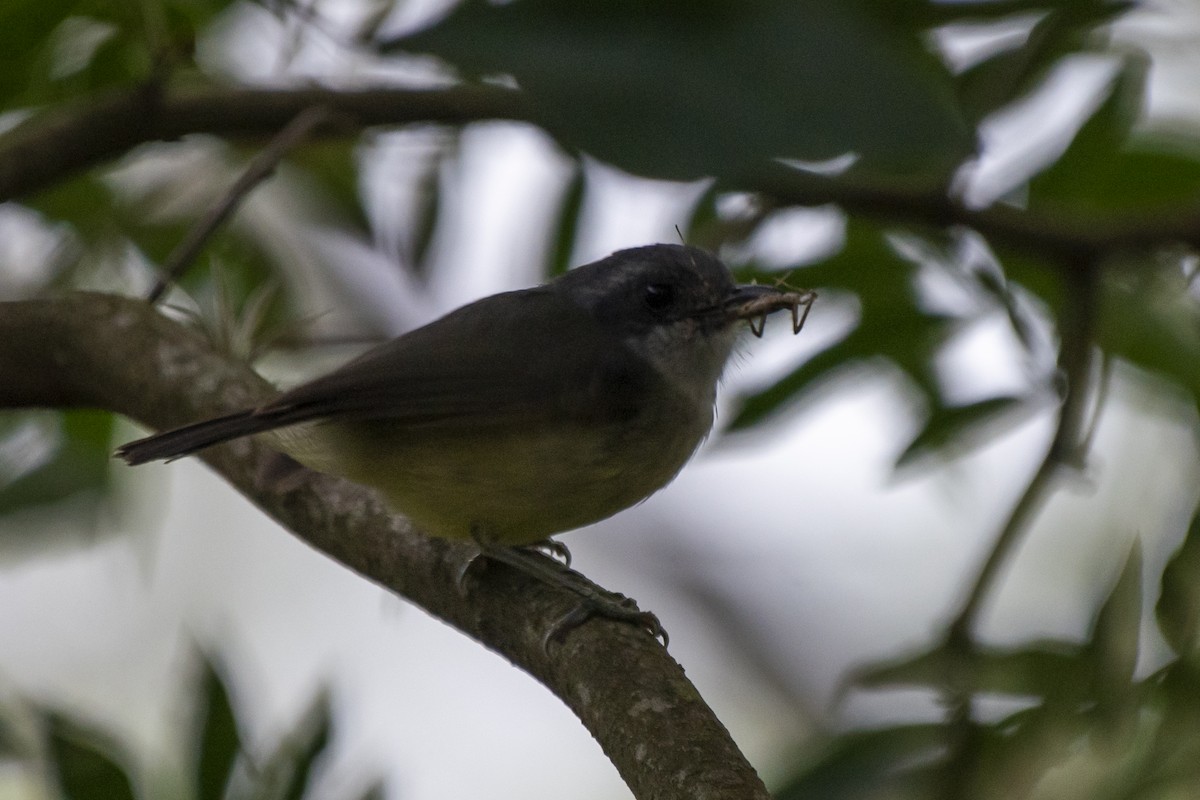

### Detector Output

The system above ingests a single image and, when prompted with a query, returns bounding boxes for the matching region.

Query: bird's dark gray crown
[553,244,735,335]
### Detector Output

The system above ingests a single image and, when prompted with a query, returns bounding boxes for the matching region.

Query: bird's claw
[543,594,668,652]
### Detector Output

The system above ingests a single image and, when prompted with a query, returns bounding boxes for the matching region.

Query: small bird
[118,244,814,642]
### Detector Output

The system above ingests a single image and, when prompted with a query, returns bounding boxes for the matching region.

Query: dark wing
[118,288,661,465]
[252,287,660,429]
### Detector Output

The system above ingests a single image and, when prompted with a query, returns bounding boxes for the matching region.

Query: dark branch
[0,84,536,203]
[0,292,770,800]
[752,167,1200,262]
[6,82,1200,264]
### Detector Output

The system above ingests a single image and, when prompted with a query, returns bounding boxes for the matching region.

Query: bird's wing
[257,288,662,430]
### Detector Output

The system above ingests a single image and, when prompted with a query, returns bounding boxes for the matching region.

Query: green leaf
[847,640,1091,700]
[955,2,1136,124]
[544,162,585,278]
[0,410,115,516]
[1146,661,1200,784]
[22,173,120,245]
[1088,539,1143,699]
[46,712,137,800]
[287,140,372,235]
[0,0,82,106]
[1094,259,1200,404]
[1157,511,1200,658]
[774,724,944,800]
[7,5,155,107]
[279,698,331,800]
[252,689,333,800]
[973,700,1094,798]
[195,659,242,800]
[1028,54,1200,215]
[389,0,974,183]
[894,395,1041,469]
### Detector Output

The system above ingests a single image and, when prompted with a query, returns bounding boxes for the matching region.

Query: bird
[117,243,814,643]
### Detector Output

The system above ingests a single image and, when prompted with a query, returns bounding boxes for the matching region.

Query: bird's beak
[723,284,817,338]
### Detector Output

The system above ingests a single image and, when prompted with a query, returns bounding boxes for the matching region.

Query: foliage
[3,0,1200,798]
[0,653,377,800]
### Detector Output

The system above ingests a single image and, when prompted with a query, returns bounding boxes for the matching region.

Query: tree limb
[0,83,536,203]
[0,292,771,800]
[7,82,1200,262]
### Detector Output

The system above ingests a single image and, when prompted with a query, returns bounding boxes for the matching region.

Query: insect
[738,286,817,338]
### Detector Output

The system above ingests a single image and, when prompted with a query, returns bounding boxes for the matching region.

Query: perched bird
[118,244,814,641]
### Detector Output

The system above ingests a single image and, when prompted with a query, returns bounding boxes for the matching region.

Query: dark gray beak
[723,284,817,338]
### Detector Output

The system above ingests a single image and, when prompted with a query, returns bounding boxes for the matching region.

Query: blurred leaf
[253,688,333,800]
[0,410,114,516]
[46,712,136,800]
[390,0,974,183]
[545,161,585,278]
[973,700,1093,799]
[160,0,240,45]
[0,0,233,106]
[913,0,1133,26]
[1087,539,1142,728]
[406,143,446,278]
[682,185,722,250]
[974,258,1053,355]
[350,783,387,800]
[287,140,372,235]
[1146,661,1200,785]
[1094,259,1200,404]
[955,2,1136,123]
[23,173,121,246]
[894,394,1042,469]
[775,724,944,800]
[1028,55,1200,215]
[10,6,153,107]
[195,659,242,800]
[1157,511,1200,658]
[995,250,1067,330]
[848,640,1090,700]
[1089,539,1143,679]
[0,0,85,106]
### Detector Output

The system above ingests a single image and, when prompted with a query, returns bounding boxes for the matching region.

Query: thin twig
[145,104,333,304]
[9,83,1200,265]
[947,260,1099,642]
[939,258,1100,798]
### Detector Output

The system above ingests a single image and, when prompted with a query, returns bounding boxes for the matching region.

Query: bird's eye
[643,282,676,313]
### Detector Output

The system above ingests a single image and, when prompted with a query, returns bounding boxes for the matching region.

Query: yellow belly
[270,411,710,545]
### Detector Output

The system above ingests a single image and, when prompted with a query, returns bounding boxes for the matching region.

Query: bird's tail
[116,410,281,465]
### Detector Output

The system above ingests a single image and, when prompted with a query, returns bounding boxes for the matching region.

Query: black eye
[643,282,676,313]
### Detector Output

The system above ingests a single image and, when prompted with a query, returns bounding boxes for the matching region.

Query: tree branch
[0,83,536,203]
[8,82,1200,264]
[0,292,771,800]
[751,167,1200,261]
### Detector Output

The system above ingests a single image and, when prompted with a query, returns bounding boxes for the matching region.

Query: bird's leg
[465,528,667,650]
